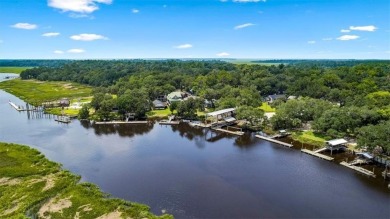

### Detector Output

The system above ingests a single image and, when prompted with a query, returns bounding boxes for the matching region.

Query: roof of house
[326,139,348,146]
[207,108,236,117]
[268,94,286,100]
[152,99,166,107]
[167,91,183,101]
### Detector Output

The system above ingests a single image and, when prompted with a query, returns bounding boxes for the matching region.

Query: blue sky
[1,0,389,59]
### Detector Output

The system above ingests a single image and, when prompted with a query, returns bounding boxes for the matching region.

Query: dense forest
[18,60,390,152]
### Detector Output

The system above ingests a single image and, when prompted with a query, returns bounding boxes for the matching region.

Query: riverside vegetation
[1,59,389,153]
[0,142,172,219]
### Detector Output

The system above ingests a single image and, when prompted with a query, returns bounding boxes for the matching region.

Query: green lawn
[259,102,276,112]
[147,108,206,118]
[0,79,92,105]
[0,67,31,74]
[0,142,172,219]
[291,130,327,147]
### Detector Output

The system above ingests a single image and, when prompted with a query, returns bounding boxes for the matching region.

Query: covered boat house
[326,139,348,154]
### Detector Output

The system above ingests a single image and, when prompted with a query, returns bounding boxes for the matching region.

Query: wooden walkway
[9,101,23,111]
[314,147,327,153]
[159,121,180,125]
[94,121,148,125]
[340,161,376,177]
[255,135,293,148]
[301,149,334,161]
[213,128,244,136]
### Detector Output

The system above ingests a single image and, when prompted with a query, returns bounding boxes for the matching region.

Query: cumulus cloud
[132,9,139,13]
[54,50,64,54]
[70,33,108,41]
[174,44,193,49]
[234,23,255,30]
[67,49,85,53]
[42,32,60,37]
[11,23,37,30]
[48,0,112,14]
[349,25,377,32]
[216,52,230,57]
[337,35,360,41]
[307,40,316,44]
[341,29,351,33]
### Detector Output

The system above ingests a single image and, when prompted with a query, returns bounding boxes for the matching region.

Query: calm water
[0,74,389,218]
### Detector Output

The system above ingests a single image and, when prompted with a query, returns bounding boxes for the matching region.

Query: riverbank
[0,67,31,74]
[0,142,172,218]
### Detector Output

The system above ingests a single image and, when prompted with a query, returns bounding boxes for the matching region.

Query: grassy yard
[0,79,92,105]
[147,108,206,119]
[259,102,276,112]
[0,142,172,219]
[0,67,31,74]
[291,130,327,147]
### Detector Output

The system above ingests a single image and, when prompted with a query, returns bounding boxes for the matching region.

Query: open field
[0,67,31,74]
[0,142,172,219]
[0,79,92,105]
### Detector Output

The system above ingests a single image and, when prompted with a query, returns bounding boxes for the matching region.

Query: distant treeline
[251,59,390,68]
[0,59,72,67]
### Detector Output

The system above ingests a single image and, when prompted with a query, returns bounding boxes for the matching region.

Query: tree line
[19,59,390,152]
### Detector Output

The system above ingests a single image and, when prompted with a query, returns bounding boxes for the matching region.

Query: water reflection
[80,121,155,137]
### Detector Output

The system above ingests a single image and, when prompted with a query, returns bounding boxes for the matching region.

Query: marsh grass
[0,142,172,219]
[0,79,92,106]
[0,67,31,74]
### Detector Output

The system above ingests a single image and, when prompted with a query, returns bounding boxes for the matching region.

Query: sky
[1,0,389,59]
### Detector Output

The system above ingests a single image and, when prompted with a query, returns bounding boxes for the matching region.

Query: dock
[55,116,71,124]
[9,101,22,111]
[340,161,376,177]
[94,121,148,125]
[314,147,328,153]
[159,121,180,125]
[301,149,334,161]
[213,128,244,136]
[255,135,293,148]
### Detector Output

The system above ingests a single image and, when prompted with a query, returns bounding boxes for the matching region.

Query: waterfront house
[152,99,167,110]
[167,91,184,103]
[267,94,286,103]
[59,98,70,107]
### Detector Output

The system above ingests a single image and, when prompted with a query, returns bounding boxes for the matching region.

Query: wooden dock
[255,135,293,148]
[301,149,334,161]
[94,121,148,125]
[55,116,71,124]
[159,121,180,125]
[213,128,244,136]
[9,101,22,111]
[314,147,328,153]
[340,161,376,177]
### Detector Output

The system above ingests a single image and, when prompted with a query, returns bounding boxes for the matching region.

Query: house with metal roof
[326,138,348,154]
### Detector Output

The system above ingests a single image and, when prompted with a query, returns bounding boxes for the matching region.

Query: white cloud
[233,0,266,2]
[54,50,64,54]
[67,49,85,53]
[234,23,255,30]
[70,33,108,41]
[349,25,377,32]
[322,38,333,41]
[341,29,351,33]
[11,23,37,30]
[307,40,316,44]
[42,32,60,37]
[132,9,139,13]
[216,52,230,57]
[337,35,360,41]
[48,0,112,14]
[174,44,193,49]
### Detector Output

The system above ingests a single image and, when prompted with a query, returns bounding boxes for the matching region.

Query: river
[0,74,389,218]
